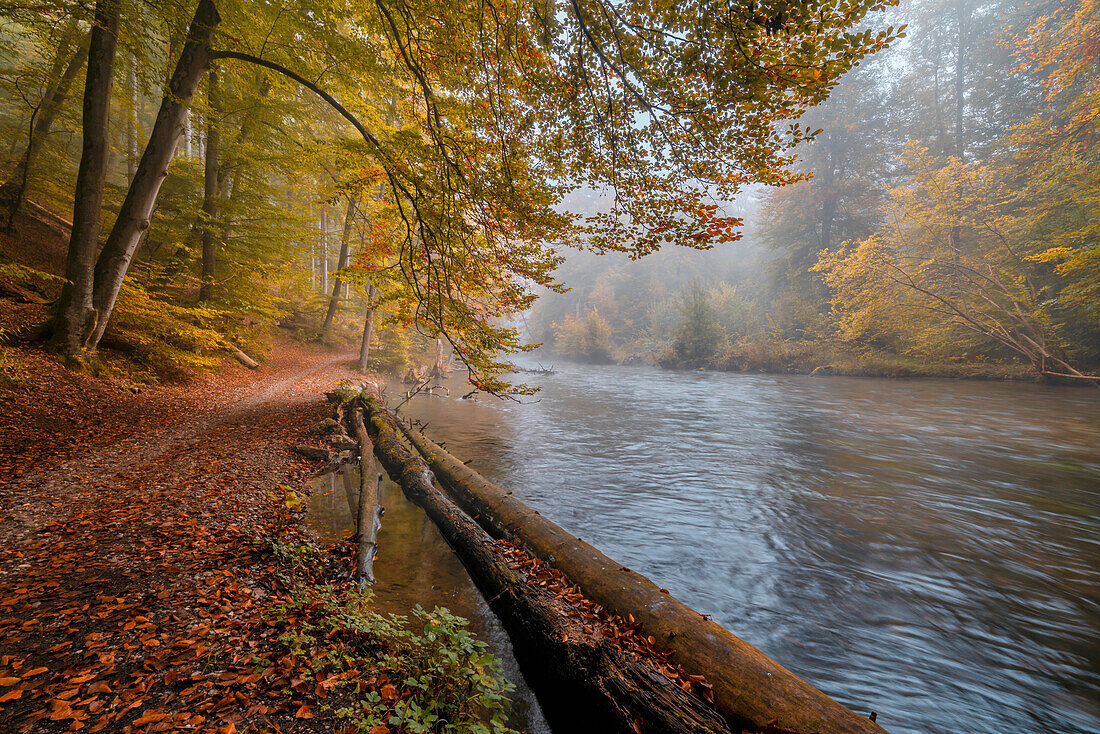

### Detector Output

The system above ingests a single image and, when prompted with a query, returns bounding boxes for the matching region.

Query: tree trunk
[183,110,192,158]
[392,410,887,734]
[87,0,221,350]
[357,394,736,734]
[153,78,268,292]
[954,0,968,162]
[319,209,329,293]
[51,0,120,359]
[351,406,381,584]
[358,285,376,372]
[126,56,139,182]
[320,196,357,336]
[199,67,221,302]
[2,29,89,229]
[431,335,448,378]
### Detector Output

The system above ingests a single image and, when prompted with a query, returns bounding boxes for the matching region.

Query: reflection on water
[307,466,552,734]
[395,364,1100,734]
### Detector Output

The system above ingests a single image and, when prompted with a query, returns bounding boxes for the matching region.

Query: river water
[392,362,1100,734]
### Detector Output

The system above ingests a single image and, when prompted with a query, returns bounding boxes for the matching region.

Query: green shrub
[553,311,614,363]
[673,283,721,364]
[367,606,517,734]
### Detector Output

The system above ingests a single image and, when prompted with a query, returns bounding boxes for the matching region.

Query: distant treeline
[530,0,1099,379]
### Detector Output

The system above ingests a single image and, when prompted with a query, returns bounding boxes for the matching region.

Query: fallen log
[0,277,50,304]
[292,444,331,462]
[382,397,885,734]
[225,343,260,370]
[351,406,381,584]
[360,395,735,734]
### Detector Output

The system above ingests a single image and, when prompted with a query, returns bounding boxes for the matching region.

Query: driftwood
[351,406,382,584]
[1041,370,1100,383]
[359,394,734,734]
[392,409,885,734]
[517,362,555,375]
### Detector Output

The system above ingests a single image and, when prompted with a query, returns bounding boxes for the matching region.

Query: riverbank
[0,339,515,733]
[643,340,1047,381]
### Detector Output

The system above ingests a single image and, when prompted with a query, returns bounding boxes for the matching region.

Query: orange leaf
[294,703,313,719]
[0,688,22,702]
[133,711,167,726]
[0,677,19,686]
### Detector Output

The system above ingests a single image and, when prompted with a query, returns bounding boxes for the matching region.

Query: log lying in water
[351,407,382,584]
[360,395,735,734]
[384,398,885,734]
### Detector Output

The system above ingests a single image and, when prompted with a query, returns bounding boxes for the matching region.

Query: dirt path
[0,342,369,733]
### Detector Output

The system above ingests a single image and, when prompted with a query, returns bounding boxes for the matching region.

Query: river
[393,362,1100,734]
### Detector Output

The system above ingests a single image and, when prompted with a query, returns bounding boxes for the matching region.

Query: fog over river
[394,363,1100,734]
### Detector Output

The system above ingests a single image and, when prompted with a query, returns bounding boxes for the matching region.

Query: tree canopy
[524,0,1100,379]
[1,0,902,391]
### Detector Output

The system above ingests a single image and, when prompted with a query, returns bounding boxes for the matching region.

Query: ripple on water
[396,364,1100,734]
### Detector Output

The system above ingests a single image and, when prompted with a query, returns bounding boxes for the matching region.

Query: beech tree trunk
[356,394,735,734]
[199,67,221,302]
[126,57,138,182]
[87,0,221,350]
[52,0,120,359]
[153,79,268,292]
[392,409,886,734]
[319,209,329,294]
[320,197,357,336]
[358,285,376,371]
[2,28,89,229]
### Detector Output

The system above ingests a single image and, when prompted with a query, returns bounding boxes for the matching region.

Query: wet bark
[393,410,886,734]
[52,1,119,358]
[351,406,381,584]
[358,394,735,734]
[88,0,221,350]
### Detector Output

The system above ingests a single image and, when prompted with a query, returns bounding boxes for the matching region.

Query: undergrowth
[0,326,25,390]
[255,533,517,734]
[95,281,277,382]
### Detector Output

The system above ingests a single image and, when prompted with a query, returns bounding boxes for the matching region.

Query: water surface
[397,363,1100,734]
[308,466,552,734]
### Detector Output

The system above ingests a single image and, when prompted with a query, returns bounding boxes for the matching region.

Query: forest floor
[0,337,386,733]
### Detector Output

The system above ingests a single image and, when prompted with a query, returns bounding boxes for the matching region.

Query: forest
[530,0,1099,381]
[0,0,906,395]
[0,1,1096,733]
